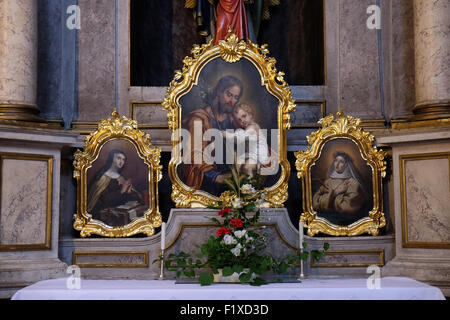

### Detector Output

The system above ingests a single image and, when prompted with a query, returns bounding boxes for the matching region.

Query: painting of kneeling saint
[311,138,373,226]
[86,140,149,227]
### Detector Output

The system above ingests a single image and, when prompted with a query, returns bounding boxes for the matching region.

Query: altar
[11,277,445,300]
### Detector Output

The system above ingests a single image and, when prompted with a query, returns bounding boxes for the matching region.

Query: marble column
[412,0,450,120]
[0,0,44,123]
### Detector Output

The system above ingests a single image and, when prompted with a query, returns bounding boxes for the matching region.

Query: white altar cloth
[11,277,444,300]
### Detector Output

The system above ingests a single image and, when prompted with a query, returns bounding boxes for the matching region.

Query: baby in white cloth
[221,103,270,178]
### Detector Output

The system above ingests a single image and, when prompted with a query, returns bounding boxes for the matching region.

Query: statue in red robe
[214,0,249,45]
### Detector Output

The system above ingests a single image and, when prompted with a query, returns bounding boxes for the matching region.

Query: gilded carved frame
[295,110,386,236]
[163,31,295,208]
[73,110,162,237]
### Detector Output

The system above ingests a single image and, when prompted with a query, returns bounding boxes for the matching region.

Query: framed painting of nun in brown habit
[73,110,162,238]
[295,110,387,237]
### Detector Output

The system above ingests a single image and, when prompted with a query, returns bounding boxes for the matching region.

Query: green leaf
[300,252,309,261]
[239,272,252,283]
[222,266,234,277]
[323,242,330,251]
[250,277,267,286]
[302,242,307,249]
[230,167,240,187]
[279,262,288,274]
[198,273,214,286]
[311,250,325,262]
[233,265,244,274]
[244,203,255,212]
[224,179,237,193]
[184,270,195,278]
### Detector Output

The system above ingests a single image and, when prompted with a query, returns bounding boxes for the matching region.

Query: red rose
[216,227,231,237]
[230,218,243,228]
[218,208,231,217]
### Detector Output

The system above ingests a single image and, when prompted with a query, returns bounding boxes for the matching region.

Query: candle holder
[297,247,306,281]
[298,221,306,281]
[159,249,165,280]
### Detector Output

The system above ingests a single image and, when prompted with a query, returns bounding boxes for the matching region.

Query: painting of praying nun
[311,139,373,226]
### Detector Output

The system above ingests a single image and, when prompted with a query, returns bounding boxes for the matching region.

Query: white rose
[241,184,254,194]
[232,197,243,208]
[255,198,263,208]
[231,246,241,257]
[234,230,247,239]
[222,234,237,245]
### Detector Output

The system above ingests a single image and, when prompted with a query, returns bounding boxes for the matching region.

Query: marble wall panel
[131,103,168,127]
[402,156,450,245]
[339,0,382,119]
[0,158,49,247]
[77,0,115,121]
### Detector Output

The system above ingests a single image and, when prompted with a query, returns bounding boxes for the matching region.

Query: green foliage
[152,168,329,286]
[198,272,214,286]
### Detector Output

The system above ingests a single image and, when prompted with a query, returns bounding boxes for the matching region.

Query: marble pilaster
[412,0,450,120]
[77,0,116,122]
[377,130,450,296]
[0,0,43,124]
[0,126,80,299]
[338,0,382,120]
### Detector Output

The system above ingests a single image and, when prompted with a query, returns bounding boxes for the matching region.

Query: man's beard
[218,101,233,114]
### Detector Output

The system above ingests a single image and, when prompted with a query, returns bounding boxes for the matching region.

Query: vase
[213,268,256,283]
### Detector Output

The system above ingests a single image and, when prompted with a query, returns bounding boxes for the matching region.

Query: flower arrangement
[154,164,329,286]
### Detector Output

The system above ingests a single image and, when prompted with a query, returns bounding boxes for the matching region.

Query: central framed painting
[163,31,295,208]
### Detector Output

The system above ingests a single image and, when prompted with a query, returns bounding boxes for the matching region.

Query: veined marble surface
[0,0,37,105]
[414,0,450,104]
[77,0,115,121]
[404,157,450,243]
[0,158,49,246]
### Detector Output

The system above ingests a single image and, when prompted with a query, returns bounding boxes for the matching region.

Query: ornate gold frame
[73,110,162,237]
[295,110,386,236]
[163,30,295,208]
[310,249,385,268]
[73,250,149,268]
